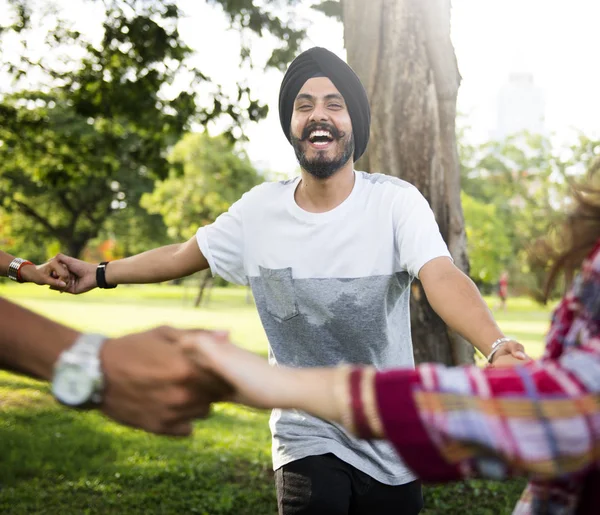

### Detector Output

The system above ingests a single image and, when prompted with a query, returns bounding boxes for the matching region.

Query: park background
[1,0,599,513]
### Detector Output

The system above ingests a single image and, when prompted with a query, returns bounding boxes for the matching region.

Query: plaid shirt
[361,240,600,514]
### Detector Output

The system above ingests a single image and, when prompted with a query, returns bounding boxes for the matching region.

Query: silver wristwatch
[52,333,107,407]
[7,257,27,282]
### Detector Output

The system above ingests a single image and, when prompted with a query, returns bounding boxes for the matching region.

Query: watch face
[52,364,95,406]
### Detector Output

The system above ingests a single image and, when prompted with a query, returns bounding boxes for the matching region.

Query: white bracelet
[487,337,513,364]
[491,337,512,350]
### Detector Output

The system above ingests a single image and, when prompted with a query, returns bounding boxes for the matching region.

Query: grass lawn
[0,283,554,514]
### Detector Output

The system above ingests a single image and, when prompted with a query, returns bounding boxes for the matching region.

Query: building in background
[492,72,545,140]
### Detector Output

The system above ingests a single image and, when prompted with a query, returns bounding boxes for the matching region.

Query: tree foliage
[461,192,512,285]
[141,132,263,240]
[0,0,304,257]
[311,0,343,21]
[460,131,600,300]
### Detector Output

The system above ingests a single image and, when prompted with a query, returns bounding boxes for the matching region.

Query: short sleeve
[196,192,250,286]
[393,187,451,278]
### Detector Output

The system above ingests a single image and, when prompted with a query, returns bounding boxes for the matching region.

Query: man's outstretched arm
[51,235,209,294]
[418,257,528,365]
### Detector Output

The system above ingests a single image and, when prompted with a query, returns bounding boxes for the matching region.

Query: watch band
[7,258,34,283]
[96,261,117,289]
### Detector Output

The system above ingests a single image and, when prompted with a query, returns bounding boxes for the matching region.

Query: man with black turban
[278,46,371,169]
[51,47,528,515]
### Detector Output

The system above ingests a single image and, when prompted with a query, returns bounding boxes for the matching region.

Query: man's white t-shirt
[196,170,451,485]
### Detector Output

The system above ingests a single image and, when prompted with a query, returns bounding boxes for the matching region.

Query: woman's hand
[20,261,70,289]
[179,334,341,424]
[180,333,290,409]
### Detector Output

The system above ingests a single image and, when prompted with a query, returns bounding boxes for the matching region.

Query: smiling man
[50,47,527,515]
[289,86,354,178]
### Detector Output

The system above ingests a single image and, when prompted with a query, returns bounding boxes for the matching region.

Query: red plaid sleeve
[375,353,600,483]
[371,241,600,488]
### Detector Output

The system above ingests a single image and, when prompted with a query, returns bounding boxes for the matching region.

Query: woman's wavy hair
[543,158,600,301]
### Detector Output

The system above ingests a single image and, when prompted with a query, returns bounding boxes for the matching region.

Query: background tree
[141,132,263,304]
[0,0,304,258]
[461,192,512,287]
[0,209,55,263]
[461,132,592,300]
[340,0,470,364]
[86,206,173,261]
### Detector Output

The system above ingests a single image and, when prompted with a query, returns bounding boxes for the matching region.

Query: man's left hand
[489,340,531,368]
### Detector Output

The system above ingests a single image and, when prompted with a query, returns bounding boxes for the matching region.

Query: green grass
[0,282,269,354]
[0,283,554,514]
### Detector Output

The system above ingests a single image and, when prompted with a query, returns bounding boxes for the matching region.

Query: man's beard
[291,124,355,179]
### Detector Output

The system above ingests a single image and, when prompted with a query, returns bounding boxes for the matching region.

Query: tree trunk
[342,0,473,365]
[194,270,213,307]
[65,238,88,259]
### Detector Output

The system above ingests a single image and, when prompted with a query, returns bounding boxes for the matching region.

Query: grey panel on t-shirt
[249,268,418,486]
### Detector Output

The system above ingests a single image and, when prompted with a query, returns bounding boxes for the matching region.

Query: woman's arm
[183,247,600,483]
[183,335,600,482]
[1,250,69,288]
[354,351,600,482]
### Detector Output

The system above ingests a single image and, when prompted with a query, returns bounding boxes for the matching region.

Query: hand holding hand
[180,333,288,410]
[100,326,232,436]
[46,254,98,294]
[19,261,70,289]
[180,334,344,426]
[489,340,531,368]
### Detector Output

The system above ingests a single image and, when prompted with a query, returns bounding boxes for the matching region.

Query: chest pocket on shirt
[259,266,299,321]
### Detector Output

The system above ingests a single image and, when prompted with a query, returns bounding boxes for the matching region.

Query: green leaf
[311,0,343,22]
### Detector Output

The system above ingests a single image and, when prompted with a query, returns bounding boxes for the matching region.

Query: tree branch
[11,199,61,239]
[56,190,77,215]
[85,200,112,227]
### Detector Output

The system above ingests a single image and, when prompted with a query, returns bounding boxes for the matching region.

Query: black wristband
[96,262,117,289]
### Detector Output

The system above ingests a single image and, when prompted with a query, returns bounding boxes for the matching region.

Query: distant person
[47,47,527,514]
[496,270,509,311]
[0,296,231,435]
[184,169,600,514]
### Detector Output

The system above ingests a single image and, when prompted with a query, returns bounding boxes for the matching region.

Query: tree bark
[342,0,473,365]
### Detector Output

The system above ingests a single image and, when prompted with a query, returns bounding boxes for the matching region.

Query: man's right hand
[47,254,98,294]
[100,326,232,436]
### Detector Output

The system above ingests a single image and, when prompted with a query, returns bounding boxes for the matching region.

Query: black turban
[278,47,371,162]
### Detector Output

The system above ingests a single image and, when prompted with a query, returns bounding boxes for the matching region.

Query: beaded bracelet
[350,368,370,437]
[361,367,385,438]
[334,365,355,434]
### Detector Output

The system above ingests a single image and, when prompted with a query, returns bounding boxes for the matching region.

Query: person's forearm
[105,241,207,285]
[372,350,600,481]
[0,298,79,380]
[271,367,342,424]
[0,250,16,276]
[424,269,503,356]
